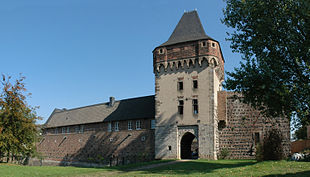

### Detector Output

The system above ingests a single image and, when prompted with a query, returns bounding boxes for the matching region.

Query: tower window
[168,146,172,150]
[193,80,198,89]
[159,48,164,54]
[193,99,198,114]
[201,41,206,47]
[178,81,183,91]
[178,100,184,115]
[212,42,216,48]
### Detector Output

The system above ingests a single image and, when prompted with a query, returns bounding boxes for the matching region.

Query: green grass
[0,160,171,177]
[1,160,310,177]
[122,160,310,177]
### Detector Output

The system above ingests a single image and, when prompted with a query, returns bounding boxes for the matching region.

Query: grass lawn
[1,160,310,177]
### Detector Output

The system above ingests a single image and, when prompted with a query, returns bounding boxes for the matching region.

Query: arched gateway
[180,132,198,159]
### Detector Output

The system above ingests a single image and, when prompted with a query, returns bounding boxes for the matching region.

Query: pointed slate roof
[160,10,213,46]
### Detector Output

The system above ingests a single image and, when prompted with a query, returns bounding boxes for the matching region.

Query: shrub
[262,128,284,160]
[219,148,230,159]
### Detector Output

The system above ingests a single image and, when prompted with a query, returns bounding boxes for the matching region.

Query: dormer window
[159,48,164,54]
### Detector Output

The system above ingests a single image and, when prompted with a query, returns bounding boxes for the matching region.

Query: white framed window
[62,127,66,134]
[75,126,79,133]
[115,122,119,131]
[151,119,156,129]
[136,120,141,130]
[128,121,132,130]
[80,125,84,133]
[66,127,70,133]
[55,128,58,134]
[108,122,112,132]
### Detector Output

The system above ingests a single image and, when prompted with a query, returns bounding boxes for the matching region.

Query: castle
[38,11,290,165]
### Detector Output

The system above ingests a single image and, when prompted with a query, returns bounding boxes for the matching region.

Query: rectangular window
[66,127,70,133]
[55,128,58,134]
[62,127,66,134]
[108,122,112,132]
[193,99,198,114]
[115,122,119,131]
[151,119,156,129]
[75,126,79,133]
[178,81,183,91]
[128,121,132,130]
[136,120,141,130]
[80,125,84,133]
[193,80,198,89]
[178,100,184,115]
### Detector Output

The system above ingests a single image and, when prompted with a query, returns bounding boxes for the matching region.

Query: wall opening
[180,132,198,159]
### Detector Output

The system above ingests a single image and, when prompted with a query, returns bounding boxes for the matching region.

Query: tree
[222,0,310,131]
[0,75,40,163]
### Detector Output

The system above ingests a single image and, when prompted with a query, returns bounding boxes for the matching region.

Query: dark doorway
[181,132,198,159]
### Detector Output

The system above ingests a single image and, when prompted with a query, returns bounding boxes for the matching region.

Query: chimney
[109,97,115,107]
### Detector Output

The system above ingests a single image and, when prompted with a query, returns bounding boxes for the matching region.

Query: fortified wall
[218,91,291,159]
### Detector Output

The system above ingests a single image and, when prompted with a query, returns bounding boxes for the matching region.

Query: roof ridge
[54,95,155,113]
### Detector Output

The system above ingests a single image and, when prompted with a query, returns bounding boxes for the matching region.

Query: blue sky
[0,0,242,124]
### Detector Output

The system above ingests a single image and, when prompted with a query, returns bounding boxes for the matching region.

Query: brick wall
[218,91,291,159]
[291,140,310,153]
[38,118,155,165]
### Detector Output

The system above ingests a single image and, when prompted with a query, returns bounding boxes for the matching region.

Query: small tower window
[212,42,216,48]
[178,100,184,115]
[193,99,199,114]
[201,41,206,47]
[193,80,198,89]
[178,81,184,91]
[159,48,164,54]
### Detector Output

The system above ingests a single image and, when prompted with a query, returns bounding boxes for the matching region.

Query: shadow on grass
[263,171,310,177]
[127,160,257,175]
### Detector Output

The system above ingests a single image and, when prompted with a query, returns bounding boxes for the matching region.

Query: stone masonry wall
[37,119,155,165]
[218,91,291,159]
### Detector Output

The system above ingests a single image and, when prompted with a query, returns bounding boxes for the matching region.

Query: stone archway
[180,132,198,159]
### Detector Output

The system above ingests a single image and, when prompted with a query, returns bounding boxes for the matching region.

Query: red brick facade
[38,119,155,165]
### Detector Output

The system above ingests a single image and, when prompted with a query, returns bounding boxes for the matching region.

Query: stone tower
[153,11,225,159]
